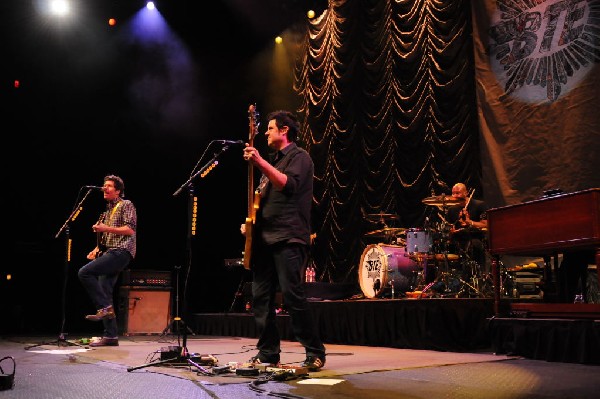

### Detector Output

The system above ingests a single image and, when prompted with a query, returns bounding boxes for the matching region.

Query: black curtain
[294,0,479,283]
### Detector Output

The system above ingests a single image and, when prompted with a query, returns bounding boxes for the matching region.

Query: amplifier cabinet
[118,286,171,335]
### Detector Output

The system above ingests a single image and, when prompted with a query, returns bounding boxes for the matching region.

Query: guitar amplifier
[118,286,171,335]
[120,269,171,288]
[118,269,172,335]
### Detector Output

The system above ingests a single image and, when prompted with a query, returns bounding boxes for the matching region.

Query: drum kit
[359,195,494,299]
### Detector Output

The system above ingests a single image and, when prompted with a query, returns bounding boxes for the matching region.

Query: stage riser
[490,318,600,364]
[192,299,495,352]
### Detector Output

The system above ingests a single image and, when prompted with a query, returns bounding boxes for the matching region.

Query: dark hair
[104,174,125,197]
[267,110,300,142]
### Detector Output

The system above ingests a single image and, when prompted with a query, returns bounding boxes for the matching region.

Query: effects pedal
[266,366,309,376]
[236,367,260,376]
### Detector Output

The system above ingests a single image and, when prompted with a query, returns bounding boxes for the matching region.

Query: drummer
[446,183,488,272]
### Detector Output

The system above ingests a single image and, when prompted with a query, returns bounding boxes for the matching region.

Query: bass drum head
[359,244,418,298]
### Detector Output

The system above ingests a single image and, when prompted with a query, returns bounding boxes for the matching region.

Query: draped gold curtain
[294,0,480,283]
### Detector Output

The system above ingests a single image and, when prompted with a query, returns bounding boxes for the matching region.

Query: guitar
[95,212,107,259]
[243,104,260,270]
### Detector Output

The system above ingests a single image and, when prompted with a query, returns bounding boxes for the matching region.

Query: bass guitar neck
[242,103,260,270]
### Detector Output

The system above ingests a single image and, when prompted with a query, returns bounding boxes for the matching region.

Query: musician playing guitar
[78,175,137,347]
[240,109,326,372]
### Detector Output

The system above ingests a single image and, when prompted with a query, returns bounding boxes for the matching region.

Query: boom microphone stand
[127,142,232,373]
[25,188,96,350]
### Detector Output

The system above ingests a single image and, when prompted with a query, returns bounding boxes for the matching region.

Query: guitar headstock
[248,103,260,145]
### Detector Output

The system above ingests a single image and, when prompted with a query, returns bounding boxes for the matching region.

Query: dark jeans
[78,248,132,337]
[252,242,325,361]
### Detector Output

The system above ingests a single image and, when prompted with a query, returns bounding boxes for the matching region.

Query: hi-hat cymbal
[422,195,465,207]
[364,227,406,237]
[365,213,400,221]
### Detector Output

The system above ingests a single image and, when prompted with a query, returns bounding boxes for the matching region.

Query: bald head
[452,183,468,199]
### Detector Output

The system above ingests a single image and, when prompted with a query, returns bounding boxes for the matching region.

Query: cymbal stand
[452,243,488,298]
[419,204,455,298]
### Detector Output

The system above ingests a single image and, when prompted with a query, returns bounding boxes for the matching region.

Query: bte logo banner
[487,0,599,103]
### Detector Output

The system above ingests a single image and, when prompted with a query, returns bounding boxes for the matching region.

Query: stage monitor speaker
[118,286,171,335]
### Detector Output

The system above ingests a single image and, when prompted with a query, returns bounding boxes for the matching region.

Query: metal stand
[25,189,96,350]
[129,145,233,373]
[159,265,195,340]
[127,323,212,375]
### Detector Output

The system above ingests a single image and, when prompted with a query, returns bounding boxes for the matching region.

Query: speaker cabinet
[118,286,171,335]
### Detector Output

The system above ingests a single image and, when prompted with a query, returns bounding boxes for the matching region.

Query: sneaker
[89,337,119,347]
[249,354,280,367]
[85,305,116,321]
[301,355,325,371]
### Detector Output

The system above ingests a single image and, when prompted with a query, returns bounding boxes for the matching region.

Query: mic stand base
[24,333,86,351]
[126,354,212,376]
[159,317,196,340]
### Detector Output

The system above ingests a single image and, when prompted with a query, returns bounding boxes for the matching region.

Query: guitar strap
[99,200,122,248]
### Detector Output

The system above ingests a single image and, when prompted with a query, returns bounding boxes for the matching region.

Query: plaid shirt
[100,198,137,258]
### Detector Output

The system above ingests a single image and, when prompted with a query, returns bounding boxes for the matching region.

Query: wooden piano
[487,188,600,316]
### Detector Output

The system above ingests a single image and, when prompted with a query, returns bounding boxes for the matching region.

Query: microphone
[84,185,104,191]
[215,139,245,145]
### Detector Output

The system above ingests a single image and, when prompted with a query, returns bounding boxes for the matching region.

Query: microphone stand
[128,144,231,373]
[25,188,96,350]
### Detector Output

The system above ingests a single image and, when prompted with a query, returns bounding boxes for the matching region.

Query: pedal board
[228,362,309,377]
[265,366,309,376]
[159,347,218,366]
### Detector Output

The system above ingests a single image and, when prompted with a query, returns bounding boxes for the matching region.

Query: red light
[14,80,20,88]
[108,18,116,26]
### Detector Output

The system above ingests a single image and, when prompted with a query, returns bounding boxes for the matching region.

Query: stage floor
[1,335,598,399]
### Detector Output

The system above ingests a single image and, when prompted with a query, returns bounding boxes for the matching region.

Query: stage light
[275,36,283,44]
[146,2,156,11]
[308,10,316,19]
[108,18,116,26]
[49,0,70,16]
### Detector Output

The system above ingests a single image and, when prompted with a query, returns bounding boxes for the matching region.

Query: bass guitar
[243,104,260,270]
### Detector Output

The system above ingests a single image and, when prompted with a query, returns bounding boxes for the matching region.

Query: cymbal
[364,227,406,237]
[365,213,400,221]
[422,195,465,207]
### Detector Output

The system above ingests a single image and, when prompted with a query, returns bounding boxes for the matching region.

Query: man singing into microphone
[78,174,137,347]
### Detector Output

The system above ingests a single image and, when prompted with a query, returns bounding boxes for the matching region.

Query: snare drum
[406,228,433,254]
[358,244,419,298]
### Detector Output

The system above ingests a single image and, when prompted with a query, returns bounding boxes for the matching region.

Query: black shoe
[249,354,280,367]
[301,355,325,371]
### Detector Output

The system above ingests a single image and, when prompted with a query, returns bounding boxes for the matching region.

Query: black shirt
[257,143,314,246]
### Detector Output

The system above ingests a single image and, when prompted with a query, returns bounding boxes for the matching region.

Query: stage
[189,297,600,365]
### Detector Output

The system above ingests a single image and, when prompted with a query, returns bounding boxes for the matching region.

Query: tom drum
[359,244,419,298]
[406,228,433,254]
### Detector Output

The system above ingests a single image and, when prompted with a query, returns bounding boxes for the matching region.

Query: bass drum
[359,244,419,298]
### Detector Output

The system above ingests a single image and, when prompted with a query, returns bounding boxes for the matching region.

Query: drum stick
[461,189,475,223]
[463,188,475,212]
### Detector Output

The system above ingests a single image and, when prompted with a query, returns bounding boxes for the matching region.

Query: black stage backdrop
[2,0,599,335]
